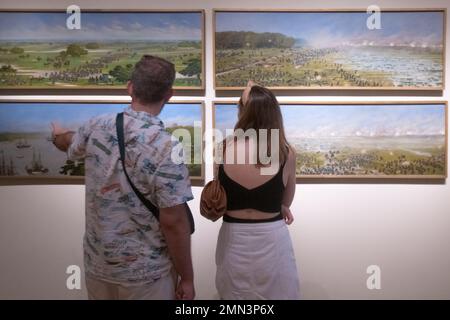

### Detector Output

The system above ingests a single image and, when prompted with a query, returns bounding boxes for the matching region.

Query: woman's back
[218,138,292,221]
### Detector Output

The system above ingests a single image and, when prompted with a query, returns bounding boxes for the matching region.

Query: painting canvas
[214,10,445,90]
[0,101,204,184]
[214,102,447,179]
[0,10,204,90]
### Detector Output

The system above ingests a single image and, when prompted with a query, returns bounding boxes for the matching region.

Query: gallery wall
[0,0,449,299]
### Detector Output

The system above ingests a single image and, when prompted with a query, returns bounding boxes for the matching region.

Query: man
[51,55,195,300]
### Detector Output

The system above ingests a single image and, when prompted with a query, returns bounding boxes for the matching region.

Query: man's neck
[130,100,163,117]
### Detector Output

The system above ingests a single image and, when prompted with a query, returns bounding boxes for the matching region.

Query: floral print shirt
[68,106,193,284]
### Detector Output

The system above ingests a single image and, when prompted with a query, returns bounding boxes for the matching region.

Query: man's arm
[159,203,195,300]
[51,118,94,160]
[150,138,195,299]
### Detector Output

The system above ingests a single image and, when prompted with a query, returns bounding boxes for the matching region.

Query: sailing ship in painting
[0,151,16,176]
[16,139,30,149]
[25,151,49,175]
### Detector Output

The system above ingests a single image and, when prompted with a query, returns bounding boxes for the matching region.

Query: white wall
[0,0,449,300]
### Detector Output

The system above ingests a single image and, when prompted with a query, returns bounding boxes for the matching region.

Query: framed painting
[213,101,448,180]
[213,9,446,90]
[0,100,204,185]
[0,9,205,92]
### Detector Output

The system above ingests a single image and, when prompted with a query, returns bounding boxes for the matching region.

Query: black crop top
[218,161,286,214]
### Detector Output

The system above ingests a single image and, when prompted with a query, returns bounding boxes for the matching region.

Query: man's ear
[127,81,133,96]
[164,88,174,103]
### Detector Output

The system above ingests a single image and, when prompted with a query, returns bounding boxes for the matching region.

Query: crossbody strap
[116,112,160,220]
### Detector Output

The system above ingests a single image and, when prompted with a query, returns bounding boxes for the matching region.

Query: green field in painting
[295,142,446,177]
[216,46,442,88]
[0,41,202,88]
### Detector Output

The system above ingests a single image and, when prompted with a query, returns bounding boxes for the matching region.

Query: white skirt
[215,219,300,300]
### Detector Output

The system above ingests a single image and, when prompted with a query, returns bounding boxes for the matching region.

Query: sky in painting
[0,12,202,41]
[216,11,444,47]
[214,104,446,138]
[0,103,202,132]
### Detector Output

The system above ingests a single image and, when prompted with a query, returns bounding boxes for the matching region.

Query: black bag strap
[116,112,160,219]
[116,112,195,234]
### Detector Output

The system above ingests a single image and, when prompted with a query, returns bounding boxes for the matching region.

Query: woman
[214,82,300,300]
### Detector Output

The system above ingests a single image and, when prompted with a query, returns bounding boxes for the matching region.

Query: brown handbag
[200,139,228,221]
[200,173,227,222]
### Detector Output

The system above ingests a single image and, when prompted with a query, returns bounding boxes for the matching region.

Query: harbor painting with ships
[0,102,203,180]
[0,128,65,178]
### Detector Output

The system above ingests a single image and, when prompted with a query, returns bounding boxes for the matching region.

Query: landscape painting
[0,10,204,90]
[214,10,445,90]
[0,101,204,183]
[213,102,447,179]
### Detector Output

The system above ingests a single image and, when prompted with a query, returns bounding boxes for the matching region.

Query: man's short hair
[130,55,176,104]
